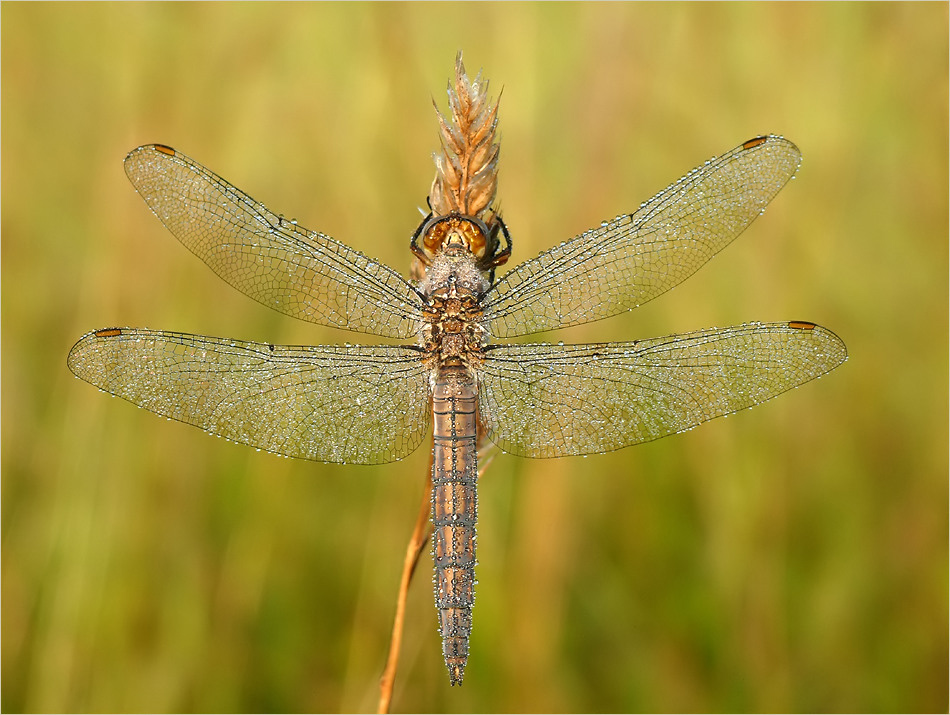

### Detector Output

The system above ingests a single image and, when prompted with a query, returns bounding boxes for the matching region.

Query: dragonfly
[67,62,846,687]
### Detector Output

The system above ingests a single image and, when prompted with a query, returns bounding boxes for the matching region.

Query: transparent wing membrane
[484,136,801,337]
[479,321,846,458]
[124,145,422,339]
[68,328,430,464]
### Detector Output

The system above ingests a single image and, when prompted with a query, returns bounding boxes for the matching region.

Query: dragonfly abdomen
[431,364,479,685]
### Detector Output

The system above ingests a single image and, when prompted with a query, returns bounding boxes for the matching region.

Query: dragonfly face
[67,60,846,686]
[412,213,512,281]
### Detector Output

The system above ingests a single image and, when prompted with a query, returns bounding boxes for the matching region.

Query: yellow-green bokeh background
[3,3,946,712]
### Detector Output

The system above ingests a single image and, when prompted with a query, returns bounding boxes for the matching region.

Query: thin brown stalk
[377,452,433,714]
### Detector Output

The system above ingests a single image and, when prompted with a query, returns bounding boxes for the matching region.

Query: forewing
[124,145,422,339]
[68,329,431,464]
[484,136,802,337]
[478,321,846,458]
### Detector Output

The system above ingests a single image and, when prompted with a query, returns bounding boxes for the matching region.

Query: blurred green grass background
[2,3,946,712]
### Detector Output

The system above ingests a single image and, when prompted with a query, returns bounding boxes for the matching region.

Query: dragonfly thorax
[418,252,489,372]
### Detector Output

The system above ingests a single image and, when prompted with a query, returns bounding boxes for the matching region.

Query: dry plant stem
[378,452,433,714]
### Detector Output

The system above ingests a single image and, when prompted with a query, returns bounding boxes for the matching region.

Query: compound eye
[461,222,487,258]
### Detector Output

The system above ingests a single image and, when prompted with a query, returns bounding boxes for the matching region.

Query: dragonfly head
[410,212,512,281]
[417,214,489,259]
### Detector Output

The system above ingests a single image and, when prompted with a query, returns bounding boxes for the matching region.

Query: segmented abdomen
[431,364,478,685]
